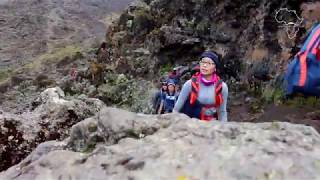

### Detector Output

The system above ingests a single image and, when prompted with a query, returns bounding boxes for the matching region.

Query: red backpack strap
[190,76,200,105]
[214,79,223,107]
[311,37,320,57]
[317,44,320,60]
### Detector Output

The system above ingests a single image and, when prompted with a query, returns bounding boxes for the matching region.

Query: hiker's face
[200,57,216,75]
[162,85,167,91]
[168,85,175,93]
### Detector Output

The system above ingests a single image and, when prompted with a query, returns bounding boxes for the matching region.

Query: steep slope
[0,0,135,113]
[0,0,133,70]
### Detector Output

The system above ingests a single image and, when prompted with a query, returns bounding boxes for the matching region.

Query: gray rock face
[0,87,105,171]
[2,107,320,179]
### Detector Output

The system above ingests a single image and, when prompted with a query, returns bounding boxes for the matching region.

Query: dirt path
[229,99,320,132]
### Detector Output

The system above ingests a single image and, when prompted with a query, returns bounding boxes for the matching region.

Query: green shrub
[285,96,320,108]
[160,63,173,76]
[262,86,285,104]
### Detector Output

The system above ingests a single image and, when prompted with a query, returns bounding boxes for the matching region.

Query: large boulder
[2,107,320,179]
[0,87,105,171]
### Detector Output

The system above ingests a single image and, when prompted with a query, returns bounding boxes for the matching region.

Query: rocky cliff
[106,0,320,87]
[2,0,320,114]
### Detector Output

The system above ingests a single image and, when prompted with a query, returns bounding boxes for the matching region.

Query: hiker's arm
[158,100,164,114]
[173,80,192,112]
[218,82,228,122]
[152,92,159,109]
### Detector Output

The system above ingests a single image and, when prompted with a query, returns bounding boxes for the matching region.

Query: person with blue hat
[173,51,228,121]
[158,79,178,114]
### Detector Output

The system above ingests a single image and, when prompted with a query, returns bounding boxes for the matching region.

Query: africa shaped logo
[275,8,304,39]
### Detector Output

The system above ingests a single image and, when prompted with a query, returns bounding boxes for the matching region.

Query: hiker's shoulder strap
[191,76,200,92]
[191,75,198,83]
[215,79,223,95]
[214,77,224,107]
[190,76,200,105]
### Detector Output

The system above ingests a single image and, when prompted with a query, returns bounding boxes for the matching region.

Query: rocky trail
[229,97,320,131]
[2,100,320,179]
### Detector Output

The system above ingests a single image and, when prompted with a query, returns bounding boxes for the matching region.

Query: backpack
[180,74,224,120]
[189,75,223,107]
[190,62,200,76]
[285,23,320,96]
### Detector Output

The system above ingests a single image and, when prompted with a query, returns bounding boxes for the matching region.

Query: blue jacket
[162,92,177,113]
[153,89,167,113]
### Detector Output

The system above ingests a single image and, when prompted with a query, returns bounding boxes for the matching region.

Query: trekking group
[74,22,320,123]
[153,23,320,122]
[153,51,228,122]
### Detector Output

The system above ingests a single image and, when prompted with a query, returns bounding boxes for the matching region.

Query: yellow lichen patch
[313,160,320,170]
[0,69,13,83]
[177,175,187,180]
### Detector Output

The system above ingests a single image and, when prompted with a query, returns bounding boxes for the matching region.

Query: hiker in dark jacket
[158,79,178,114]
[152,81,168,114]
[168,67,181,85]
